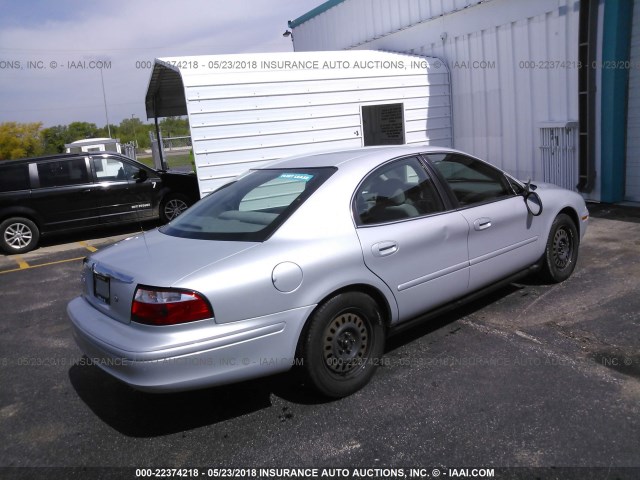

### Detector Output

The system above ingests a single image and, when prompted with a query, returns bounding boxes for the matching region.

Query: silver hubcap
[553,227,572,269]
[4,222,33,249]
[323,312,369,374]
[164,199,188,220]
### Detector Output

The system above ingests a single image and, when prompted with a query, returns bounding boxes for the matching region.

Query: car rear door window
[37,158,89,188]
[355,156,444,225]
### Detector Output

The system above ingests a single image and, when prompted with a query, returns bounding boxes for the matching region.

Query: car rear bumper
[67,296,313,392]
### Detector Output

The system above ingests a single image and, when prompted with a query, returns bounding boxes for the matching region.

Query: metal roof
[288,0,345,29]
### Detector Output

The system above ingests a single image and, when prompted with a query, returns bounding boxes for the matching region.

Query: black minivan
[0,152,200,254]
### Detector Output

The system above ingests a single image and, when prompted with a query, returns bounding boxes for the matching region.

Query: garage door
[626,0,640,201]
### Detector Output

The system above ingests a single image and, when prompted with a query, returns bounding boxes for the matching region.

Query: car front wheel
[540,213,579,283]
[160,193,190,223]
[0,217,40,254]
[300,292,385,398]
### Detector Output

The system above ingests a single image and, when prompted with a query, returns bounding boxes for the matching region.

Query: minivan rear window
[0,163,30,192]
[37,158,89,188]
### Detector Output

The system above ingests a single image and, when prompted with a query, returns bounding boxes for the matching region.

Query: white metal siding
[292,0,489,52]
[155,52,451,195]
[292,0,581,185]
[626,1,640,202]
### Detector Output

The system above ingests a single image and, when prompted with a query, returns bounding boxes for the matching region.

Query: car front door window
[92,157,137,181]
[430,153,513,206]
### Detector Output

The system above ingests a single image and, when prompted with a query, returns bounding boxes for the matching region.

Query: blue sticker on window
[279,173,314,182]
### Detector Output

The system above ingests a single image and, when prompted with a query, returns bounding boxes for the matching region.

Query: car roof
[0,151,128,166]
[262,145,461,175]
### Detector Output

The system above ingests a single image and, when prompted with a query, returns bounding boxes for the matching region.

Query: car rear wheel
[0,217,40,254]
[160,193,190,223]
[540,213,579,283]
[300,292,385,398]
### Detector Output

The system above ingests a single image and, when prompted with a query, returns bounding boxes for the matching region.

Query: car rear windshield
[160,167,336,242]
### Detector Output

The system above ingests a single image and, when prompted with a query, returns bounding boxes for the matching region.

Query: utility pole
[131,114,138,148]
[100,68,111,138]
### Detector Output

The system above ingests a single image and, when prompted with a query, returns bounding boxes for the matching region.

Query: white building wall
[293,0,488,52]
[154,51,451,195]
[293,0,582,186]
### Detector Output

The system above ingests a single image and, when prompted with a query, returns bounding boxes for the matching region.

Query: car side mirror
[135,169,148,183]
[523,179,542,216]
[522,179,542,217]
[525,191,543,216]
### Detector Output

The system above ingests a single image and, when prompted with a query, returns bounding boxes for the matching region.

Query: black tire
[160,193,190,223]
[0,217,40,254]
[299,292,385,398]
[540,213,579,283]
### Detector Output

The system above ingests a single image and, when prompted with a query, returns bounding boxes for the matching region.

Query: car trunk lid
[82,229,257,324]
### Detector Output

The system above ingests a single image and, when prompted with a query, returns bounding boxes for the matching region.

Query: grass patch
[137,153,194,172]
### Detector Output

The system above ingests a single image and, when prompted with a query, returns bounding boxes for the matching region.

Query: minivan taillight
[131,286,213,326]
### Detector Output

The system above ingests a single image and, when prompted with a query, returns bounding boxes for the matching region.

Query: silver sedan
[68,146,589,398]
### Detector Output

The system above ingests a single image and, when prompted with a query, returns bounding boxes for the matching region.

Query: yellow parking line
[0,256,85,275]
[14,255,30,269]
[78,241,98,252]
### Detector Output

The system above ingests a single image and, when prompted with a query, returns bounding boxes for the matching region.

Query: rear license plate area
[93,272,110,304]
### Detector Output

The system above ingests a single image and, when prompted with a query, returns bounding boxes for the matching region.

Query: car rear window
[0,163,30,192]
[160,168,336,242]
[37,158,89,188]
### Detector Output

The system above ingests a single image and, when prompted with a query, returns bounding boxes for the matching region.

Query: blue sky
[0,0,320,127]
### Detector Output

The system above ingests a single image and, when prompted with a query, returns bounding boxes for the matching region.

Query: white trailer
[145,50,451,196]
[65,137,122,154]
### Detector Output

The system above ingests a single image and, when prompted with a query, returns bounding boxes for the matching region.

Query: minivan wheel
[300,292,385,398]
[160,193,190,223]
[0,217,40,254]
[540,213,579,283]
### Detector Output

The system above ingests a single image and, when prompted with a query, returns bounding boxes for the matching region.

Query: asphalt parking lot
[0,205,639,479]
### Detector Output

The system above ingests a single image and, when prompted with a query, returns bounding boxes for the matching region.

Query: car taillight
[131,286,213,326]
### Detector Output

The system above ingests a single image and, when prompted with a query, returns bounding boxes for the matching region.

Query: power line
[0,101,142,113]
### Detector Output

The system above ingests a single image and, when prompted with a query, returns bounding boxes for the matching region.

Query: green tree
[96,124,119,140]
[0,122,44,160]
[66,122,100,142]
[159,116,190,137]
[41,125,69,154]
[118,117,146,146]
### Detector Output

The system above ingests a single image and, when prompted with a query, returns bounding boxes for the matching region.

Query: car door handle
[372,241,398,257]
[473,218,492,231]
